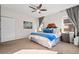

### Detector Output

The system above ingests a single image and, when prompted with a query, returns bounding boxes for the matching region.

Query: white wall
[1,5,38,42]
[43,10,68,30]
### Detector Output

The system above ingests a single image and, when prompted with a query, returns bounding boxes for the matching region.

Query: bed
[29,28,61,48]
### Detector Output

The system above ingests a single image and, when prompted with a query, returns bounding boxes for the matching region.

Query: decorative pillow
[43,28,53,33]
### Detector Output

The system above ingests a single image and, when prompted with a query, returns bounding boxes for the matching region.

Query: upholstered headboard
[47,23,57,28]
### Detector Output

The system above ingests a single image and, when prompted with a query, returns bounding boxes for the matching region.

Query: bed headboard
[47,23,57,28]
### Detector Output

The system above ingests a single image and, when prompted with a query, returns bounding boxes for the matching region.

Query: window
[63,19,74,32]
[38,23,44,32]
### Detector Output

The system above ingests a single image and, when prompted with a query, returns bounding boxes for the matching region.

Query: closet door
[1,17,15,42]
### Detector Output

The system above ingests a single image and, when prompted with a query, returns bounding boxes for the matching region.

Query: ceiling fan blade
[32,11,36,12]
[40,9,47,11]
[37,4,42,9]
[29,6,36,10]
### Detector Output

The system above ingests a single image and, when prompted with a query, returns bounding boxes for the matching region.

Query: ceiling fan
[29,4,47,13]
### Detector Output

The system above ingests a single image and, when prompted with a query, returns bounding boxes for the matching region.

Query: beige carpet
[14,49,58,54]
[0,38,79,54]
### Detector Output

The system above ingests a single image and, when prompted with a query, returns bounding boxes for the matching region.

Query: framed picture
[23,21,32,29]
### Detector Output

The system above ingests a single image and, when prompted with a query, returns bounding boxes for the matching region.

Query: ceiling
[1,4,77,18]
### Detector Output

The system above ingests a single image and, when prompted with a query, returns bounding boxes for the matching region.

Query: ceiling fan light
[37,9,40,12]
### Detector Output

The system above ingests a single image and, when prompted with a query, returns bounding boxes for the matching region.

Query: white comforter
[29,35,59,48]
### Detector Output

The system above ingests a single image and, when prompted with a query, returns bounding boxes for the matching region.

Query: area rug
[14,49,58,54]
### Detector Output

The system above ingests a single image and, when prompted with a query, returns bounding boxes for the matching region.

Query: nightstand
[61,32,70,43]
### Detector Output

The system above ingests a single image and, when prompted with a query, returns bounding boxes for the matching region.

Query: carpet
[14,49,58,54]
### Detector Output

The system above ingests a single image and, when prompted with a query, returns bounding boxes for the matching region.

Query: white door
[1,17,16,42]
